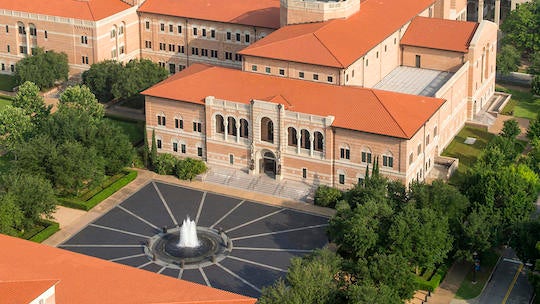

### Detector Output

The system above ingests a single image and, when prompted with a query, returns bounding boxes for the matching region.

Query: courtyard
[59,181,329,297]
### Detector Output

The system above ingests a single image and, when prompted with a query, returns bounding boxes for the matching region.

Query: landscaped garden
[0,74,17,92]
[499,85,540,120]
[455,250,500,299]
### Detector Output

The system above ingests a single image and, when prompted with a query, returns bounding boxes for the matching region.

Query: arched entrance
[261,151,276,177]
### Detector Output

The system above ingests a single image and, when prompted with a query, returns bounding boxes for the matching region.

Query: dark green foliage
[500,0,540,56]
[511,218,540,265]
[500,119,521,139]
[533,75,540,96]
[14,48,68,89]
[154,153,178,175]
[0,195,23,236]
[528,116,540,140]
[314,185,342,208]
[528,52,540,75]
[94,120,134,175]
[527,138,540,175]
[413,264,449,292]
[81,60,123,102]
[175,158,207,180]
[28,219,59,243]
[59,85,104,118]
[346,282,402,304]
[143,128,149,168]
[12,81,51,125]
[496,44,521,75]
[150,129,157,169]
[111,59,168,100]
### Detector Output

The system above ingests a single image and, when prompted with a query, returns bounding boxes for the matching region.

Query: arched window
[361,148,372,164]
[382,151,394,168]
[314,131,324,152]
[215,115,224,134]
[240,119,249,138]
[288,127,297,147]
[28,23,36,36]
[340,144,350,160]
[261,117,273,143]
[227,117,237,136]
[300,129,310,149]
[17,22,25,35]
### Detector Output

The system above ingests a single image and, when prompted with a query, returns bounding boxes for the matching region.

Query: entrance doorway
[261,151,276,177]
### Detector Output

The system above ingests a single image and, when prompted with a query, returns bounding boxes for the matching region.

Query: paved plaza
[59,181,329,297]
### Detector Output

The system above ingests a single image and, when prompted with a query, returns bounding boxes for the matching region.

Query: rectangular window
[361,152,372,163]
[265,67,271,74]
[197,147,203,157]
[236,33,241,41]
[193,122,202,132]
[145,21,150,30]
[229,154,234,165]
[19,46,27,54]
[44,31,47,39]
[245,34,250,43]
[225,52,232,60]
[178,45,184,53]
[426,134,430,146]
[251,65,257,71]
[434,126,438,137]
[81,56,89,64]
[5,25,8,33]
[29,27,36,36]
[211,29,215,38]
[299,72,304,78]
[157,139,162,149]
[7,45,10,53]
[178,25,182,33]
[417,144,422,155]
[202,29,206,37]
[81,35,88,44]
[313,74,319,80]
[235,54,242,61]
[383,155,393,168]
[339,174,345,185]
[145,41,152,48]
[10,65,14,72]
[111,29,116,38]
[169,24,173,32]
[191,47,199,55]
[340,148,350,160]
[415,55,421,68]
[327,76,333,83]
[157,115,166,126]
[409,153,414,165]
[160,23,165,31]
[302,168,307,179]
[193,27,197,36]
[1,64,4,71]
[181,144,186,153]
[18,25,25,34]
[173,142,178,152]
[279,69,285,76]
[175,118,183,129]
[201,49,208,57]
[211,50,218,58]
[226,32,231,40]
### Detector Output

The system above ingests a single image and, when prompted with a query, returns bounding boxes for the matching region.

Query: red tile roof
[239,0,436,68]
[0,280,58,304]
[143,64,445,139]
[138,0,280,29]
[0,0,131,21]
[0,234,256,304]
[401,17,478,52]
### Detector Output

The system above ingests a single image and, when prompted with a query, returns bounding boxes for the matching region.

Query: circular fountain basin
[145,226,231,269]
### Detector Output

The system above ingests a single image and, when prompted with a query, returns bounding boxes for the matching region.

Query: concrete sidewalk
[425,261,470,304]
[43,168,335,247]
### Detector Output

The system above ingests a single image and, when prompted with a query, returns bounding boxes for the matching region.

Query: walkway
[44,168,335,247]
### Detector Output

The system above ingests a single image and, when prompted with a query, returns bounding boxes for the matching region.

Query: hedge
[413,264,449,292]
[28,219,60,243]
[58,170,137,211]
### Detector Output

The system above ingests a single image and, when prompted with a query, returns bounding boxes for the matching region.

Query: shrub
[28,219,59,243]
[413,264,449,292]
[314,185,342,208]
[176,158,207,181]
[154,153,178,175]
[532,75,540,96]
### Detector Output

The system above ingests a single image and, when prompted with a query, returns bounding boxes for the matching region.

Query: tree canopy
[14,48,68,89]
[500,0,540,57]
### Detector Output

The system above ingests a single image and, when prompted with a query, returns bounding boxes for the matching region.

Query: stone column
[236,121,240,143]
[494,0,501,26]
[25,25,30,55]
[297,132,301,154]
[309,134,314,157]
[478,0,484,22]
[224,118,228,141]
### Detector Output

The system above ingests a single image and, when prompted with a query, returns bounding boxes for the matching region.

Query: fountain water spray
[178,217,200,248]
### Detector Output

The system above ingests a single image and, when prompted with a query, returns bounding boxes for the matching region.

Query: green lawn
[0,74,17,92]
[442,125,495,182]
[499,85,540,120]
[455,250,501,299]
[104,116,144,145]
[0,95,13,108]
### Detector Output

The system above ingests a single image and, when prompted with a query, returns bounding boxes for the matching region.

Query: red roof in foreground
[0,0,131,21]
[239,0,435,67]
[0,280,58,304]
[0,234,256,304]
[138,0,280,29]
[401,16,478,52]
[143,64,445,139]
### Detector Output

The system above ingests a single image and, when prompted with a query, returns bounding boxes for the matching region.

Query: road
[476,249,533,304]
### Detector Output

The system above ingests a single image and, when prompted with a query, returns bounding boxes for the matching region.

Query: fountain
[145,216,232,269]
[178,217,200,248]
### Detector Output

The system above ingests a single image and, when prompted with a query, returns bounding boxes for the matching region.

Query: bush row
[28,219,60,243]
[413,264,449,292]
[58,170,137,211]
[153,154,207,181]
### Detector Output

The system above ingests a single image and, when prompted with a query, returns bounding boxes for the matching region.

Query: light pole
[472,251,478,284]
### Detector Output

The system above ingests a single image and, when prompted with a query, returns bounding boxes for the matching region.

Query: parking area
[59,181,329,297]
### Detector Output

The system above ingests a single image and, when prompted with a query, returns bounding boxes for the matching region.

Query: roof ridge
[370,90,408,138]
[86,1,96,21]
[312,25,345,68]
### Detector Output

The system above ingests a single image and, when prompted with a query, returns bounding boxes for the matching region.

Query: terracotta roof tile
[138,0,280,29]
[0,0,131,21]
[0,280,58,304]
[143,64,444,139]
[0,234,256,304]
[401,16,478,52]
[239,0,436,67]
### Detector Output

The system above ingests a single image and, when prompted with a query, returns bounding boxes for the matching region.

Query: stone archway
[260,150,276,178]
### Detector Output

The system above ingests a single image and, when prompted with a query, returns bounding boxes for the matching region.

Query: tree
[111,59,168,100]
[142,128,149,168]
[346,282,401,304]
[175,158,207,181]
[14,48,68,89]
[527,116,540,140]
[259,249,342,304]
[12,81,51,125]
[82,60,123,102]
[510,218,540,265]
[0,106,33,153]
[500,119,521,139]
[526,138,540,175]
[361,253,416,300]
[314,185,342,208]
[94,120,134,175]
[456,203,500,261]
[13,134,58,180]
[496,44,521,75]
[59,85,104,118]
[0,195,23,236]
[500,0,540,56]
[389,204,452,274]
[532,75,540,96]
[528,51,540,75]
[150,129,157,169]
[1,172,56,229]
